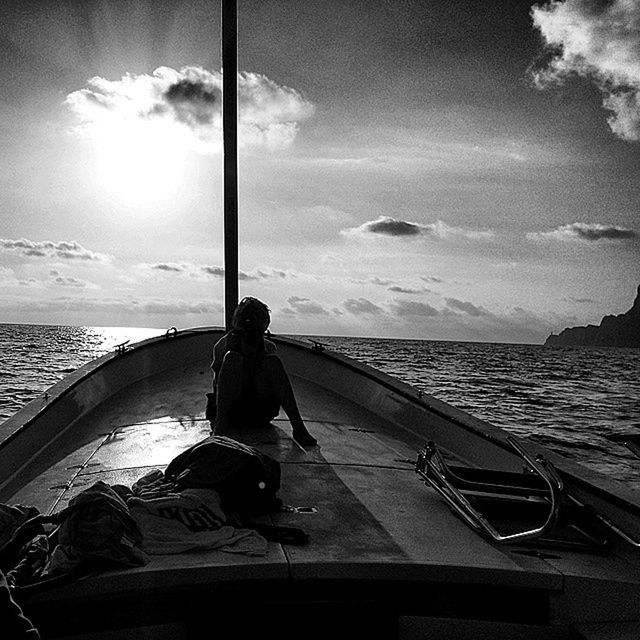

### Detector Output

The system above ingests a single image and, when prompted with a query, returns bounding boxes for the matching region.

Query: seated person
[210,297,317,447]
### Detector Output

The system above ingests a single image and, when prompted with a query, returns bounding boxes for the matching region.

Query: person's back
[210,297,316,447]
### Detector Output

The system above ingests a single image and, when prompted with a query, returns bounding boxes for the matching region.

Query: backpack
[165,436,281,514]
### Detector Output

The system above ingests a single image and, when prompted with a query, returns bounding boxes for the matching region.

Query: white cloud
[66,66,315,152]
[531,0,640,141]
[527,222,637,242]
[445,298,490,317]
[343,298,384,315]
[0,238,112,262]
[286,296,330,315]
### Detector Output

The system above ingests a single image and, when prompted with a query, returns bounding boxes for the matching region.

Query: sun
[94,119,189,206]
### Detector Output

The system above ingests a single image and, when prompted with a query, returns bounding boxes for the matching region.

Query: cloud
[151,263,185,273]
[420,275,444,284]
[7,296,222,316]
[360,217,422,236]
[146,262,286,281]
[286,296,330,315]
[389,300,440,317]
[254,268,288,280]
[343,298,384,315]
[531,0,640,141]
[567,297,596,304]
[388,285,430,294]
[52,276,88,288]
[18,279,38,287]
[445,298,489,317]
[527,222,637,242]
[0,238,112,262]
[344,216,494,240]
[66,66,315,151]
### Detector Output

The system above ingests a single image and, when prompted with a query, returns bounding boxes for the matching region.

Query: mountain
[545,285,640,348]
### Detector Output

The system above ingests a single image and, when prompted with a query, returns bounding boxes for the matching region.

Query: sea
[1,323,639,490]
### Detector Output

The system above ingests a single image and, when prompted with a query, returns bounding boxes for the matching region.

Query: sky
[0,0,638,343]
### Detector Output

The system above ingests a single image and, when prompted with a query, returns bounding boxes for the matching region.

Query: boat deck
[5,359,557,584]
[3,354,640,638]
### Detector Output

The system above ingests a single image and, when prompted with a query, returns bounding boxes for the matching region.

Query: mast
[222,0,238,330]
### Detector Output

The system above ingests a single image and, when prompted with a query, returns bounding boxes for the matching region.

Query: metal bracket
[309,339,326,353]
[115,340,130,355]
[416,436,562,544]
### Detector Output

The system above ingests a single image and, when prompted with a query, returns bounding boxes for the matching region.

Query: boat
[2,326,640,639]
[2,2,640,638]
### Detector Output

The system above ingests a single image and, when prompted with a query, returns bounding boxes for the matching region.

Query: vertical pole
[222,0,238,330]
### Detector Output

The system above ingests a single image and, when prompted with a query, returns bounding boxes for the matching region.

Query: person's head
[231,297,270,334]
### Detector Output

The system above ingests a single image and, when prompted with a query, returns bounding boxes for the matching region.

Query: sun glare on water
[95,119,189,206]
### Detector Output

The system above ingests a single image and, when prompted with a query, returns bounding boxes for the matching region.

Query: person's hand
[293,426,317,447]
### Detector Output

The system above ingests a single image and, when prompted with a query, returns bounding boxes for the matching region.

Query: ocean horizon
[1,322,639,490]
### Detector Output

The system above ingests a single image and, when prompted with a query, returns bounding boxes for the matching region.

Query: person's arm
[0,570,40,639]
[211,335,229,385]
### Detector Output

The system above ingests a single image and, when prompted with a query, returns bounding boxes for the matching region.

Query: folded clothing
[131,469,177,500]
[128,487,267,556]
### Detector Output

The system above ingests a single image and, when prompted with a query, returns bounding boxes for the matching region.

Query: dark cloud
[0,238,111,262]
[345,217,494,240]
[200,265,225,277]
[165,79,217,105]
[164,79,219,126]
[343,298,384,315]
[388,285,429,294]
[390,300,439,317]
[151,263,185,273]
[420,275,444,284]
[569,224,636,241]
[528,222,637,242]
[362,216,422,236]
[256,268,288,279]
[445,298,488,317]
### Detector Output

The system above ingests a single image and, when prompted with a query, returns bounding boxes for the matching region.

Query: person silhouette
[210,297,317,447]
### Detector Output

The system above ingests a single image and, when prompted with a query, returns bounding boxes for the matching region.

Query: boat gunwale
[1,327,640,522]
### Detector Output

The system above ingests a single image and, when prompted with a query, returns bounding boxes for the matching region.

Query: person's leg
[212,351,243,435]
[260,355,317,446]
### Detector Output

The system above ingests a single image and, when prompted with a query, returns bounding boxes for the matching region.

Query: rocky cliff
[545,285,640,348]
